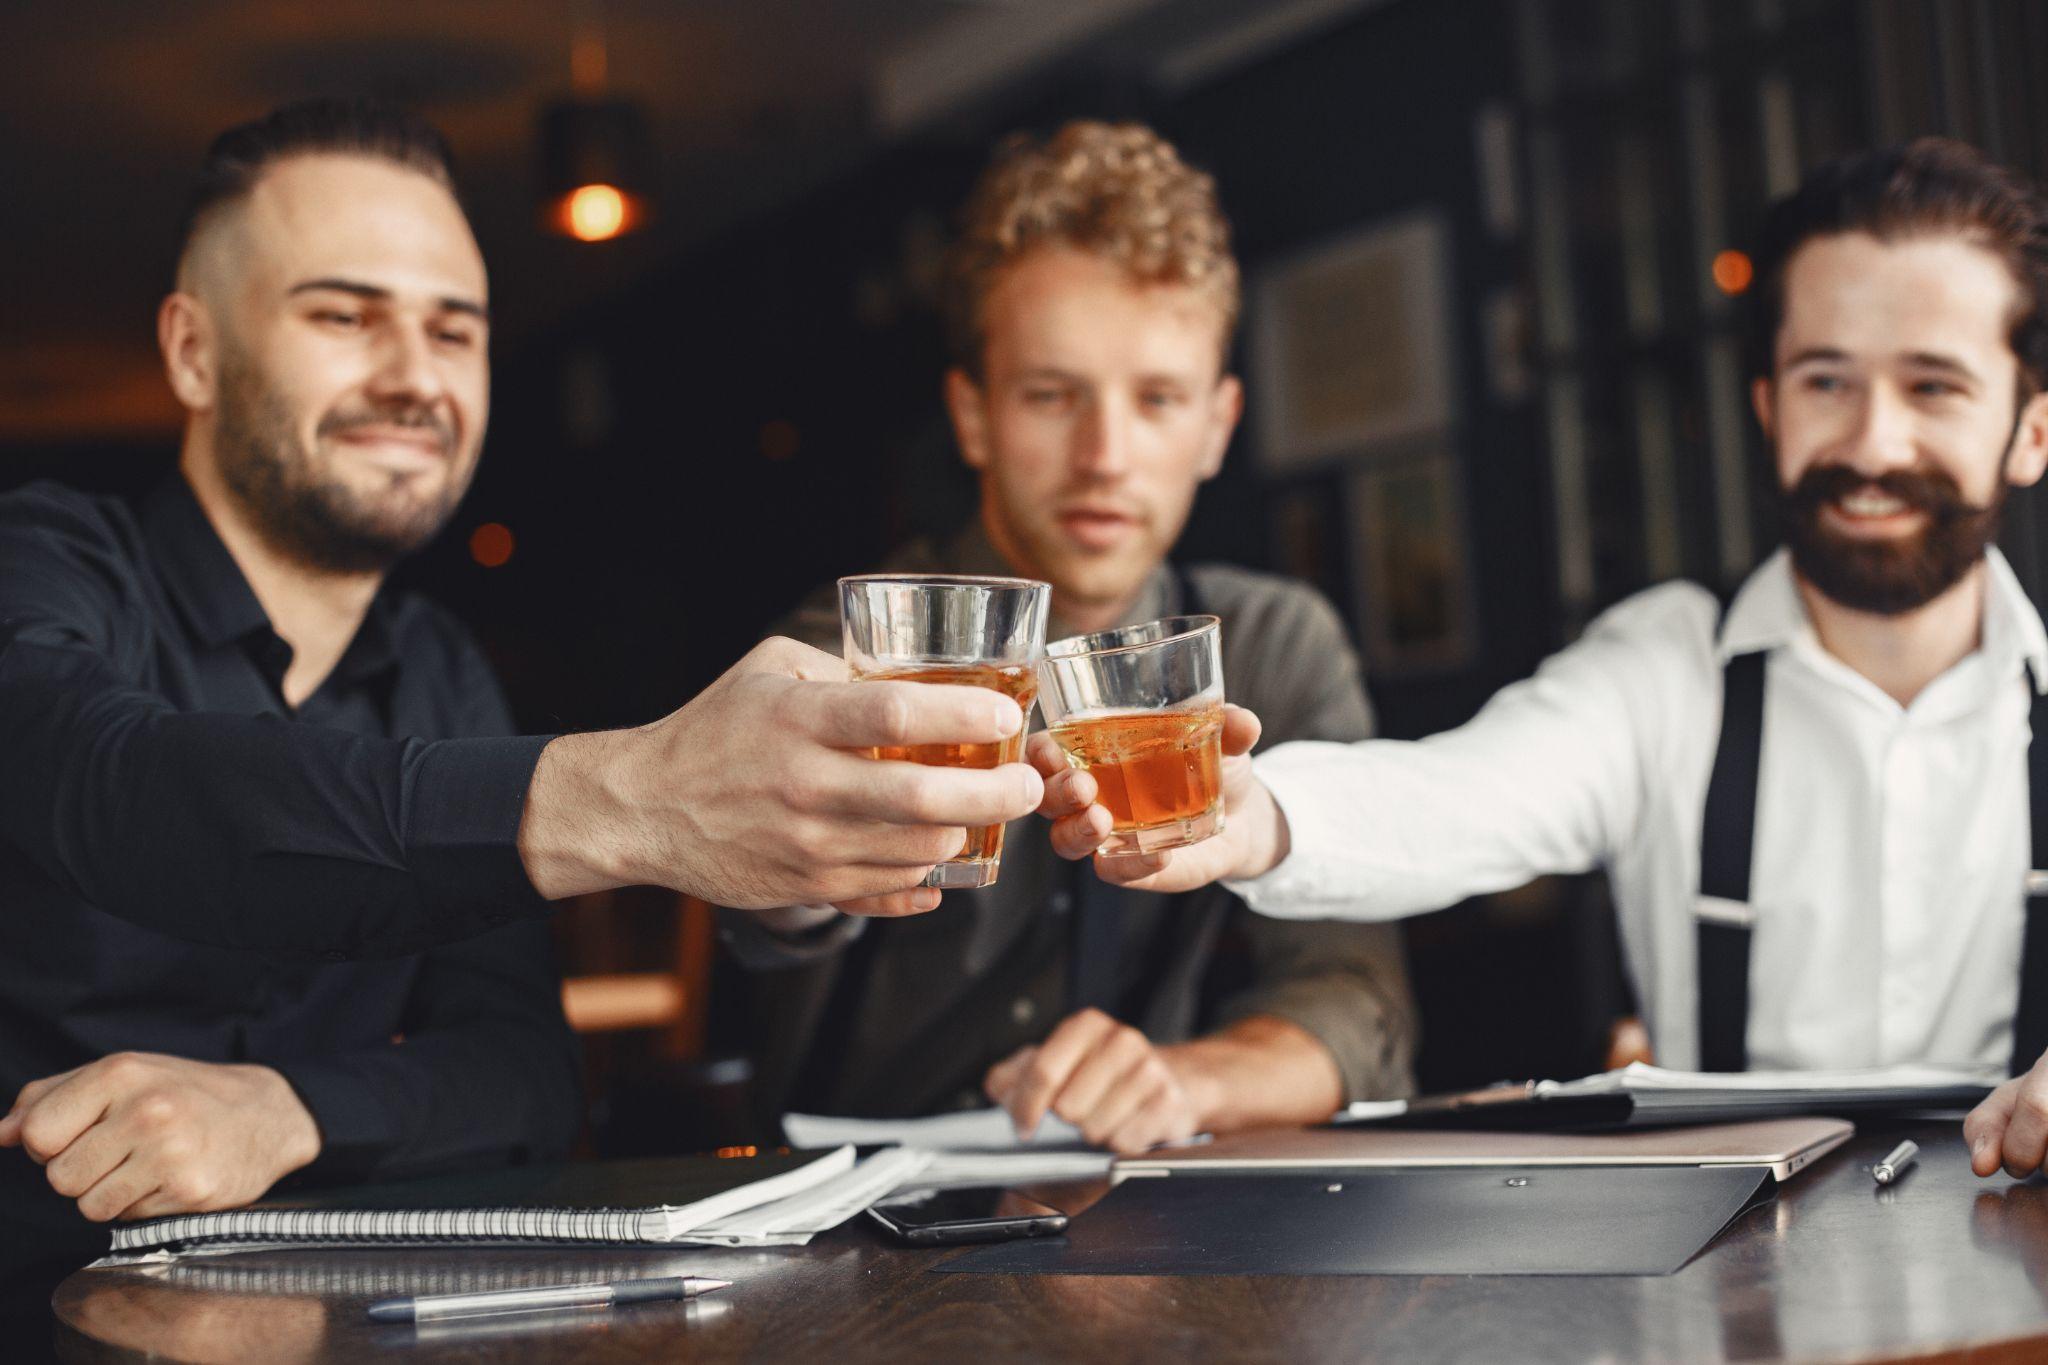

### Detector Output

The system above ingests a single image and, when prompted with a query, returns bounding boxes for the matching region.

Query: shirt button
[1011,997,1037,1027]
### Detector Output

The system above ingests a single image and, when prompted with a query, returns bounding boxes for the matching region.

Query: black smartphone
[865,1186,1071,1245]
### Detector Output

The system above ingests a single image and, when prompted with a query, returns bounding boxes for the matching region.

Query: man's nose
[366,324,447,404]
[1840,384,1919,477]
[1071,395,1133,477]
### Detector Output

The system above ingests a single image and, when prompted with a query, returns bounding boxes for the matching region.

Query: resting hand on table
[984,1008,1201,1155]
[519,636,1043,918]
[1964,1052,2048,1179]
[0,1052,320,1222]
[1030,703,1288,894]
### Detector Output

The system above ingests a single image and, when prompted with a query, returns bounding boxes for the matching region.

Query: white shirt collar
[1714,547,2048,692]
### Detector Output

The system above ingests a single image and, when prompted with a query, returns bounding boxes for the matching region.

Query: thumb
[0,1112,18,1147]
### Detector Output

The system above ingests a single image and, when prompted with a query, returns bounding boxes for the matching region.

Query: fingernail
[991,699,1022,734]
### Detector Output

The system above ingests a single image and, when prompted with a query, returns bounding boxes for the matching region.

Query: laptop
[1117,1115,1854,1183]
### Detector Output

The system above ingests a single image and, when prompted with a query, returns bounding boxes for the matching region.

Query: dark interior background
[7,0,2046,1145]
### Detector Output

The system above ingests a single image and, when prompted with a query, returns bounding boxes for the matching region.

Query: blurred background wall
[6,0,2046,1137]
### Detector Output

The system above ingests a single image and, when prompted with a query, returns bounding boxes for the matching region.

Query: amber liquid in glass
[865,663,1038,870]
[1049,705,1225,854]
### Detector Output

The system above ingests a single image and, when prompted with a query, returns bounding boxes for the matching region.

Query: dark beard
[1779,463,2003,615]
[214,347,464,575]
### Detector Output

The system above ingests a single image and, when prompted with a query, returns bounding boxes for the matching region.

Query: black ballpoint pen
[367,1275,731,1324]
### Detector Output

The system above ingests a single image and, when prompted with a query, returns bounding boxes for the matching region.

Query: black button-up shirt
[0,477,579,1257]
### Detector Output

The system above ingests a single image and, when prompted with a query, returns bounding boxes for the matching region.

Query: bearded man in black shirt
[0,100,1043,1276]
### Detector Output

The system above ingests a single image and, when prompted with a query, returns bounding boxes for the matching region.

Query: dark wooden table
[48,1123,2048,1363]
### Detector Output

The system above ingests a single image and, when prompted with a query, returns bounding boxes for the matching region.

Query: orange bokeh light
[469,522,515,568]
[1711,249,1755,295]
[565,184,628,242]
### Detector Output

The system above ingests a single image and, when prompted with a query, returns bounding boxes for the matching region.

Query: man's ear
[158,292,218,413]
[945,367,991,471]
[2007,388,2048,490]
[1197,374,1244,482]
[1749,376,1776,442]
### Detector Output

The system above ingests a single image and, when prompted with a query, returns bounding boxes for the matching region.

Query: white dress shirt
[1234,548,2048,1073]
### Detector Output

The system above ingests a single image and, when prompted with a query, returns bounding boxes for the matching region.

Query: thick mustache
[319,408,455,454]
[1788,466,1983,520]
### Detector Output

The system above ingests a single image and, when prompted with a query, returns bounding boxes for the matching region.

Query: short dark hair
[175,97,459,272]
[1745,138,2048,396]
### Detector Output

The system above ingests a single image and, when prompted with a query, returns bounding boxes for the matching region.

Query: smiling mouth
[332,428,451,470]
[1820,488,1925,535]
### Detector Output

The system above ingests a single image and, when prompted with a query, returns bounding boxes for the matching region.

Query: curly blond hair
[944,120,1240,375]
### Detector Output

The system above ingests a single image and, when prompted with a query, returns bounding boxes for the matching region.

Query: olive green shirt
[719,525,1417,1121]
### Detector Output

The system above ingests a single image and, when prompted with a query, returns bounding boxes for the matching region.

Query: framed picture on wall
[1252,211,1456,473]
[1347,453,1478,675]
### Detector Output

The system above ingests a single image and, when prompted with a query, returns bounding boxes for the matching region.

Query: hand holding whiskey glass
[839,574,1050,888]
[1036,615,1226,857]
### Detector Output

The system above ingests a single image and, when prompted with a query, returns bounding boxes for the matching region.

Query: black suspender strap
[1699,649,2048,1078]
[2010,671,2048,1076]
[1065,566,1205,1016]
[1695,651,1767,1073]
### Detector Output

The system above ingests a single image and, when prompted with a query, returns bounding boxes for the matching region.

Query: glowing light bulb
[566,184,627,242]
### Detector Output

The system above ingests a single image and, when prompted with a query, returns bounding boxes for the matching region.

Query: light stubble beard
[212,342,472,575]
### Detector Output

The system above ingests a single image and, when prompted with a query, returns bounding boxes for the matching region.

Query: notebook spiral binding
[109,1204,655,1253]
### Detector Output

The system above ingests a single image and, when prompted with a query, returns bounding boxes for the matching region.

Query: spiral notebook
[105,1146,882,1256]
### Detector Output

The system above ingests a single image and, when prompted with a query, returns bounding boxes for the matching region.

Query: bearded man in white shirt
[1033,137,2048,1180]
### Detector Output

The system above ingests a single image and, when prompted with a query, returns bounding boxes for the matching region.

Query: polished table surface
[49,1122,2048,1364]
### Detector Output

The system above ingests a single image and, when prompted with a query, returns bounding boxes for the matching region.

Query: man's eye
[1023,388,1070,407]
[1911,379,1962,399]
[434,327,478,348]
[311,310,364,329]
[1141,390,1184,411]
[1801,373,1846,393]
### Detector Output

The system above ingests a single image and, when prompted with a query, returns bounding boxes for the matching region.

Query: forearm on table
[1160,1015,1344,1134]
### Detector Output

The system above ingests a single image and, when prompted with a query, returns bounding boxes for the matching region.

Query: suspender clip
[1695,895,1756,928]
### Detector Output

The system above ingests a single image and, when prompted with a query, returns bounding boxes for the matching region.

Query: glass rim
[838,572,1050,593]
[1045,614,1220,662]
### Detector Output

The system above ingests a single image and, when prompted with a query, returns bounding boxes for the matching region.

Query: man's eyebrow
[1901,351,1980,381]
[287,277,490,323]
[1781,346,1851,367]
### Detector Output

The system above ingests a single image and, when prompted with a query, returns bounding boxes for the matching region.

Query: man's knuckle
[873,690,916,746]
[134,1094,181,1131]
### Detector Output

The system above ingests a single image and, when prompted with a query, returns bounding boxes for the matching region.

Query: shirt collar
[142,475,272,650]
[140,474,403,688]
[941,518,1176,640]
[1717,546,2048,691]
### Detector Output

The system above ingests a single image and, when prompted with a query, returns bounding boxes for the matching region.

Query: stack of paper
[783,1108,1116,1189]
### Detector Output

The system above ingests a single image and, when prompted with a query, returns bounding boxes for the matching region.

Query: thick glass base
[1097,805,1224,857]
[923,858,1000,889]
